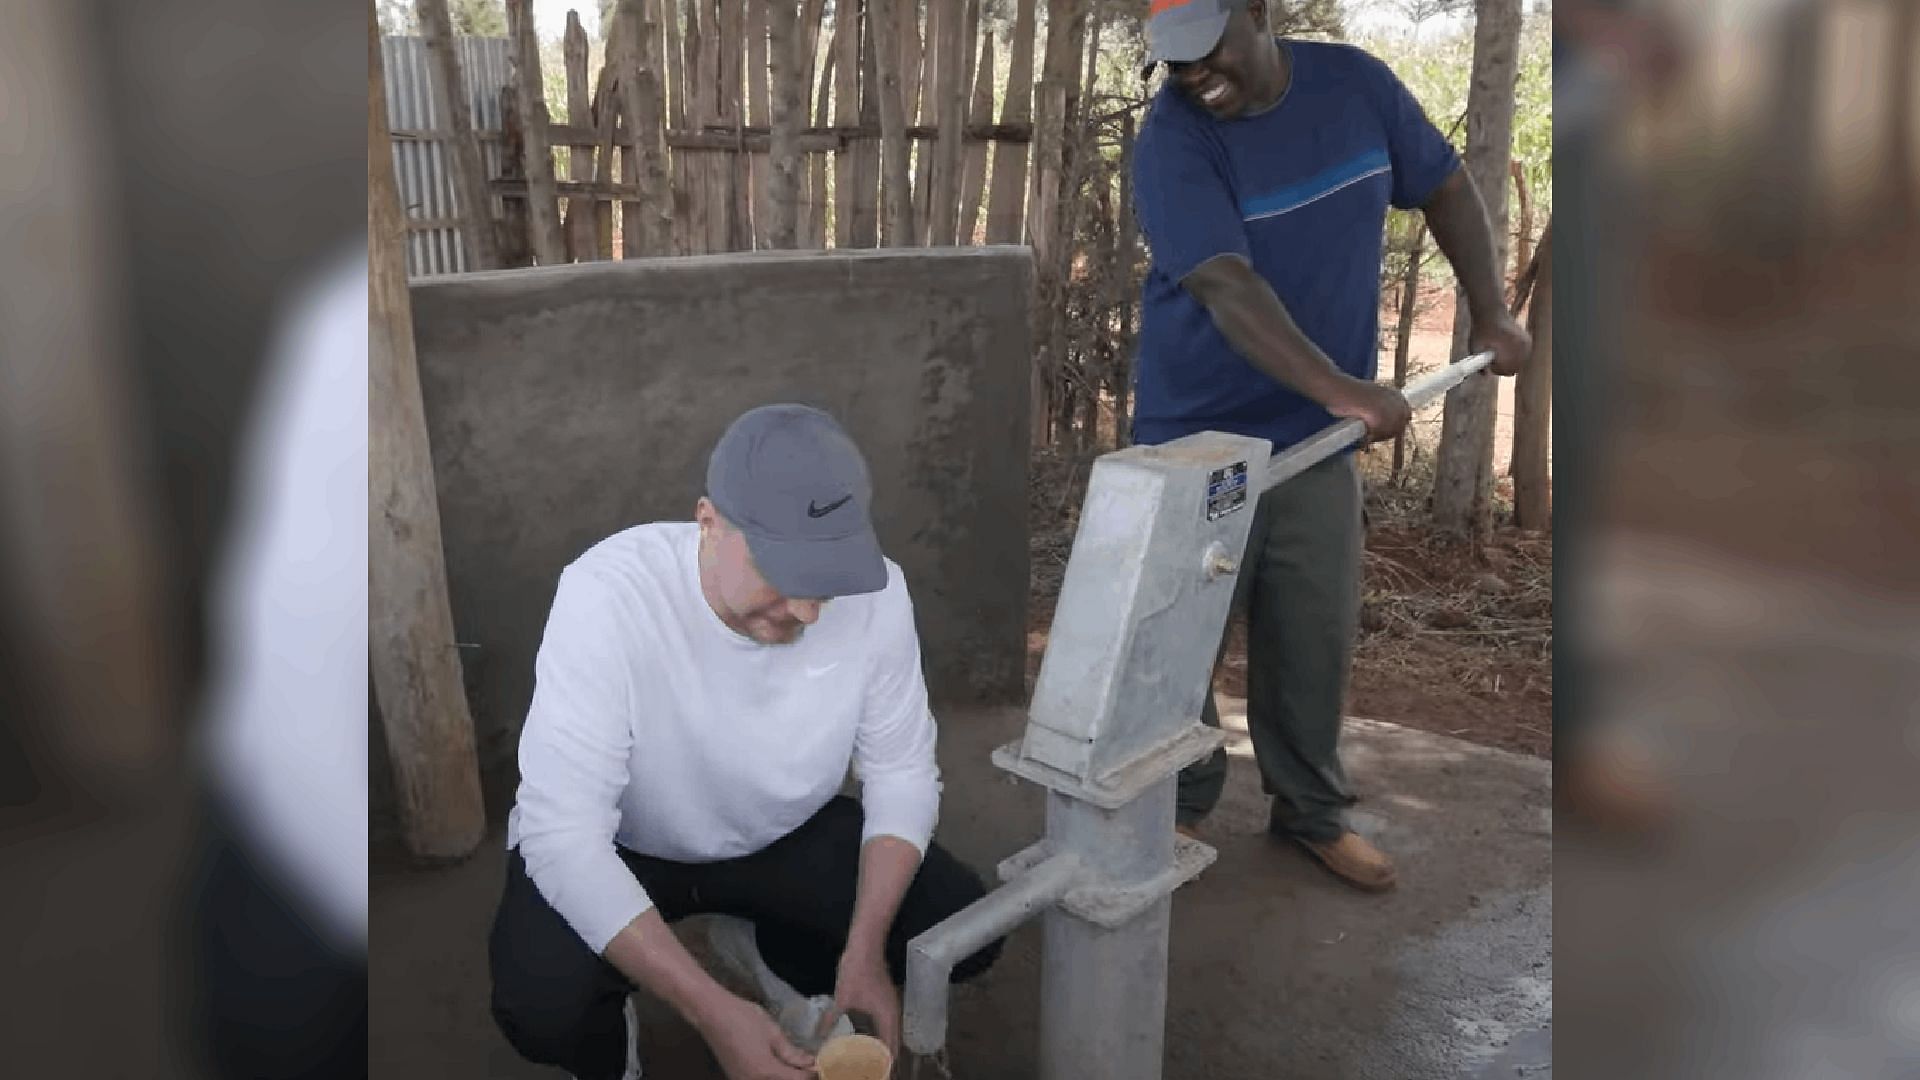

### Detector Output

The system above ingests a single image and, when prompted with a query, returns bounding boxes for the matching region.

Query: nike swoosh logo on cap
[808,494,853,518]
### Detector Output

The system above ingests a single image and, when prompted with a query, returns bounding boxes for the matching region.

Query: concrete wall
[403,247,1033,772]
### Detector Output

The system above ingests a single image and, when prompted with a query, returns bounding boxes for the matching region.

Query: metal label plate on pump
[1205,461,1249,521]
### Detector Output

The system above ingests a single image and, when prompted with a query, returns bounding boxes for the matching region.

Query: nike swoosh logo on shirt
[805,663,840,677]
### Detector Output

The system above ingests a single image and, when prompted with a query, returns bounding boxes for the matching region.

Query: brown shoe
[1296,831,1398,892]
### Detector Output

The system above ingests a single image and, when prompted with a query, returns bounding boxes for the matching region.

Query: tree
[1378,0,1470,31]
[1510,218,1550,529]
[378,0,507,36]
[1429,0,1521,541]
[1278,0,1347,37]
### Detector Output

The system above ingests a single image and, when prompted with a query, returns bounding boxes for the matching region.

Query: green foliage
[451,0,510,37]
[1359,10,1552,292]
[1510,14,1551,222]
[1272,0,1348,38]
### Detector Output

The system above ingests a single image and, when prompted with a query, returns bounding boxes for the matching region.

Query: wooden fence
[386,0,1120,445]
[384,0,1078,262]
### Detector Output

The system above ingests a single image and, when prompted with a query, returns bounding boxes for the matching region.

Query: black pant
[186,792,369,1080]
[489,796,1002,1080]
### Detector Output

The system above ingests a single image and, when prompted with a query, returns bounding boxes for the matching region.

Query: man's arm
[845,836,922,962]
[1419,168,1532,375]
[604,912,814,1079]
[1184,254,1412,440]
[828,835,921,1052]
[603,909,748,1030]
[832,568,944,1054]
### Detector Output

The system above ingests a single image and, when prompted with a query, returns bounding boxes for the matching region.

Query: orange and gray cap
[1143,0,1245,72]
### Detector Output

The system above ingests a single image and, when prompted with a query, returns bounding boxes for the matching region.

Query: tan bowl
[815,1032,893,1080]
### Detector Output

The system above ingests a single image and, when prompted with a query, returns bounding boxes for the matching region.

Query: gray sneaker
[705,915,853,1052]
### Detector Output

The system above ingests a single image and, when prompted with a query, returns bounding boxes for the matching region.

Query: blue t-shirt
[1130,39,1461,449]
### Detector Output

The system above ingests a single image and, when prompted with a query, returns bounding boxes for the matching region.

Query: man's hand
[1326,379,1412,442]
[696,994,816,1080]
[822,947,902,1067]
[1471,309,1533,377]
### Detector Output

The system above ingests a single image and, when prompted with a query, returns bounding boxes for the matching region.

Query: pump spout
[902,851,1080,1057]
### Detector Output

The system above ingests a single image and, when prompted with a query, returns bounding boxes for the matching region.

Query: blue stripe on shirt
[1240,148,1391,222]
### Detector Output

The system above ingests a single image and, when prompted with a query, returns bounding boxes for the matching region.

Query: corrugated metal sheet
[382,35,510,278]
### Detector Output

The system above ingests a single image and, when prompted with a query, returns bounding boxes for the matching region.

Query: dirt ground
[372,702,1552,1080]
[1028,289,1553,762]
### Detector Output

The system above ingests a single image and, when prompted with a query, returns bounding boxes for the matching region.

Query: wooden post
[851,1,882,247]
[748,0,772,249]
[563,12,599,260]
[874,0,914,245]
[370,4,487,863]
[959,0,980,106]
[799,0,830,95]
[616,0,675,256]
[721,0,749,251]
[589,65,619,258]
[687,0,712,253]
[416,0,502,270]
[793,0,830,246]
[1511,221,1552,531]
[497,84,534,266]
[832,0,861,247]
[767,0,803,247]
[910,0,936,243]
[506,0,569,264]
[698,0,725,252]
[795,0,830,245]
[1030,0,1088,239]
[665,0,688,130]
[665,0,691,254]
[956,24,994,244]
[985,0,1036,244]
[927,0,967,245]
[898,0,925,151]
[615,6,643,258]
[810,47,837,246]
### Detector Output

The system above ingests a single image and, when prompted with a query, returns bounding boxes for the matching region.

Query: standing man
[489,404,1000,1080]
[1132,0,1532,891]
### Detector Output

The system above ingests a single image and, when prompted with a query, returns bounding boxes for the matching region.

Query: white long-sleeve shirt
[506,521,943,953]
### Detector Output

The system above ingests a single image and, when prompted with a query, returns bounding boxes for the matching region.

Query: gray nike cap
[705,404,888,599]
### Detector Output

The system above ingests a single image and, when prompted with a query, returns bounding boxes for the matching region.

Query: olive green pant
[1176,453,1363,844]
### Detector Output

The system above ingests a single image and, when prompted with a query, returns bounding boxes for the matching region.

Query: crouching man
[489,404,1001,1080]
